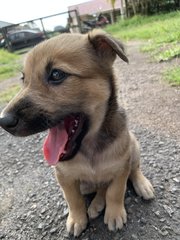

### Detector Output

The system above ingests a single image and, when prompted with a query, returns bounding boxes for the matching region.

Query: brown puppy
[0,30,154,237]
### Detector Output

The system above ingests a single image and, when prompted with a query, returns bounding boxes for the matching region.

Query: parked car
[0,38,5,48]
[5,30,45,51]
[54,25,69,33]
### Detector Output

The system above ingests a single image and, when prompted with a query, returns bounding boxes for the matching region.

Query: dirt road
[0,42,179,240]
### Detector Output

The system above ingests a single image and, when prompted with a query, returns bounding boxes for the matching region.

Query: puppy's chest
[59,152,126,183]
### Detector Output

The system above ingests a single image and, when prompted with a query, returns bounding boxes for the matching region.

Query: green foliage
[106,11,180,62]
[0,49,21,81]
[106,11,180,86]
[107,0,116,9]
[0,49,19,64]
[106,11,179,40]
[0,84,21,104]
[126,0,179,16]
[164,67,180,86]
[155,45,180,61]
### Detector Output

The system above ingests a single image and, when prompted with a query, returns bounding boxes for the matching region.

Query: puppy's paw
[88,195,105,219]
[66,212,87,237]
[133,175,155,200]
[104,205,127,231]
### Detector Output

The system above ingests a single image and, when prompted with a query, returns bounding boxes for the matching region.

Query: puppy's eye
[48,69,68,84]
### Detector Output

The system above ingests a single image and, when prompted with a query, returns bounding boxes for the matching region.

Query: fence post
[40,19,48,39]
[75,10,82,33]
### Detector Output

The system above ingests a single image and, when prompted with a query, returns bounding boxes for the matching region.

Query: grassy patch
[0,49,21,81]
[164,66,180,86]
[0,84,21,104]
[106,11,180,62]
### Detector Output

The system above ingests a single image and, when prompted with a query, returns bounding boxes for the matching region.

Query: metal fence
[0,10,81,52]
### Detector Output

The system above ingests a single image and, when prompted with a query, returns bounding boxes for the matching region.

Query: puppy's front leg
[55,170,87,237]
[104,166,130,231]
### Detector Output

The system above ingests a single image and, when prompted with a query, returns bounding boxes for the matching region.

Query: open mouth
[43,113,88,166]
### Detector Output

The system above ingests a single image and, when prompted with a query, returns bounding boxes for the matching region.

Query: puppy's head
[0,29,128,165]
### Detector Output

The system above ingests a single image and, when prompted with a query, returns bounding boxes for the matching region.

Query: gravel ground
[0,42,179,240]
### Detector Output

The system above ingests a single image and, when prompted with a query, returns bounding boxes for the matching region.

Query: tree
[108,0,116,9]
[131,0,137,15]
[107,0,126,21]
[107,0,116,22]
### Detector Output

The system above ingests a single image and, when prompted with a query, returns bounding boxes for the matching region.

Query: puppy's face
[0,30,128,165]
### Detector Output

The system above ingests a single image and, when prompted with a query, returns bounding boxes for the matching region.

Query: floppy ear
[88,29,129,63]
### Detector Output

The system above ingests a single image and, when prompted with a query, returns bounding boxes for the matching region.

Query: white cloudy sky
[0,0,86,23]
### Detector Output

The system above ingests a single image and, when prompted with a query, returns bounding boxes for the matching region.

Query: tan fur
[0,30,154,237]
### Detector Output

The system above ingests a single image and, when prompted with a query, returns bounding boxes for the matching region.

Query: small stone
[127,208,133,214]
[37,223,44,229]
[158,229,169,236]
[163,205,174,217]
[159,185,165,190]
[170,186,178,193]
[154,211,161,217]
[27,211,32,217]
[114,236,121,240]
[159,218,166,222]
[158,141,164,146]
[140,217,147,225]
[63,208,68,217]
[131,234,138,239]
[134,198,139,203]
[41,208,46,214]
[50,227,58,234]
[173,177,179,183]
[29,193,36,198]
[31,203,37,209]
[8,179,13,184]
[41,231,48,237]
[125,197,131,205]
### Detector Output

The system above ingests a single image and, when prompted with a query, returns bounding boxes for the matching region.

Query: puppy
[0,30,154,237]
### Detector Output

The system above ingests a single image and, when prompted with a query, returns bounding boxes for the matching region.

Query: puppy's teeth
[74,120,79,126]
[72,129,75,133]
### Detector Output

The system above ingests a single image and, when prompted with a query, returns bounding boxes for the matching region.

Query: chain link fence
[0,10,81,52]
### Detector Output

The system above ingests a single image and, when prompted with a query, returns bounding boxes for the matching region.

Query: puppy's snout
[0,112,19,130]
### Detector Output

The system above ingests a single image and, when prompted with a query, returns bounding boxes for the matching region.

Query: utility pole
[120,0,125,19]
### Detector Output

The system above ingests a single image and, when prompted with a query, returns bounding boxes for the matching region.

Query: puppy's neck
[81,75,127,157]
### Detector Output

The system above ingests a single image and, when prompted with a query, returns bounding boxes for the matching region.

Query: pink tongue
[43,126,68,166]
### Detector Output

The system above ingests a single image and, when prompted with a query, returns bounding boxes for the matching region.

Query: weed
[0,49,21,81]
[106,11,180,62]
[164,67,180,86]
[0,84,21,104]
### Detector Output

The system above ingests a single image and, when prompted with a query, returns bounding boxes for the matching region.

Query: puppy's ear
[88,29,129,63]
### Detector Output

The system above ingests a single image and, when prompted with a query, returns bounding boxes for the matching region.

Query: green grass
[106,11,180,86]
[164,66,180,86]
[106,11,180,62]
[0,84,21,104]
[0,49,21,81]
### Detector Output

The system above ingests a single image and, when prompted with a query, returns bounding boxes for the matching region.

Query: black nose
[0,113,19,129]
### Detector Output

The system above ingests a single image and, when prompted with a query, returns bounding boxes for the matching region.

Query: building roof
[0,21,13,28]
[68,0,121,16]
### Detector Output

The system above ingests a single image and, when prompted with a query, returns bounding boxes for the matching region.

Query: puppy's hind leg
[129,133,155,200]
[130,167,155,200]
